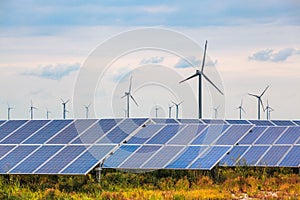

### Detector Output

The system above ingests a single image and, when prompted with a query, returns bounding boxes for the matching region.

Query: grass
[0,167,299,199]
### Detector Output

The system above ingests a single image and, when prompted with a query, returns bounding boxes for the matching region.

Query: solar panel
[146,125,185,144]
[191,124,229,145]
[141,146,184,169]
[278,146,300,167]
[10,145,63,174]
[126,124,164,144]
[0,145,39,173]
[248,120,274,126]
[168,125,207,145]
[238,127,267,144]
[202,119,227,124]
[72,119,120,144]
[271,120,296,126]
[103,145,140,168]
[215,125,253,145]
[177,119,203,124]
[166,146,208,169]
[236,146,269,166]
[275,127,300,144]
[254,127,287,144]
[0,121,6,126]
[292,121,300,126]
[189,146,231,170]
[35,145,87,174]
[1,120,50,144]
[47,119,96,144]
[0,145,16,158]
[119,145,162,169]
[62,145,116,174]
[226,120,250,124]
[0,120,28,142]
[220,146,250,166]
[257,146,291,166]
[152,118,178,124]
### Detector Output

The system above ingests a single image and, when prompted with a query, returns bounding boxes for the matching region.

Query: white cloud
[174,56,217,69]
[249,48,300,62]
[140,56,164,65]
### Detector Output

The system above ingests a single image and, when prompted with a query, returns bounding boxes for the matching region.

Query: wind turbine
[172,101,183,119]
[61,98,70,119]
[84,103,91,119]
[121,76,138,118]
[154,105,160,118]
[7,104,13,120]
[212,105,220,119]
[265,99,274,120]
[248,85,269,120]
[179,40,224,119]
[30,100,38,120]
[46,108,51,120]
[236,99,246,119]
[168,103,174,118]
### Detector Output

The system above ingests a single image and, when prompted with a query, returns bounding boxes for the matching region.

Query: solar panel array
[0,118,299,175]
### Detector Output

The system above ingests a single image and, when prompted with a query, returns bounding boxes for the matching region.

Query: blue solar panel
[258,146,291,166]
[191,125,229,145]
[0,120,28,141]
[0,121,5,126]
[97,119,147,144]
[62,145,116,174]
[166,146,208,169]
[202,119,227,124]
[168,125,207,145]
[1,120,50,144]
[47,120,95,144]
[103,145,139,168]
[220,146,250,166]
[226,120,250,124]
[0,145,39,173]
[141,146,184,169]
[279,146,300,167]
[0,146,15,158]
[24,120,73,144]
[238,127,267,144]
[189,146,231,170]
[152,118,178,124]
[36,145,87,174]
[237,146,269,165]
[271,120,296,126]
[248,120,274,126]
[10,145,63,173]
[215,125,253,145]
[255,127,287,144]
[146,125,185,144]
[177,119,203,124]
[120,146,162,168]
[292,121,300,126]
[72,119,120,144]
[275,127,300,144]
[127,125,164,144]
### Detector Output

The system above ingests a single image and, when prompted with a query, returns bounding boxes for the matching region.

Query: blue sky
[0,0,300,119]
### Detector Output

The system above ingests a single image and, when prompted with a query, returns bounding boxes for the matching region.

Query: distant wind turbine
[30,100,38,120]
[84,103,91,119]
[154,105,160,118]
[212,105,220,119]
[168,103,174,118]
[236,99,246,119]
[46,108,51,120]
[172,101,183,119]
[248,85,269,120]
[265,99,274,120]
[179,40,224,119]
[61,98,70,119]
[7,104,13,120]
[121,76,138,118]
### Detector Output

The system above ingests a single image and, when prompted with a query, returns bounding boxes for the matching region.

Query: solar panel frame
[292,120,300,126]
[275,126,300,145]
[177,119,203,124]
[254,127,287,145]
[0,121,6,127]
[202,119,228,124]
[151,118,179,124]
[238,126,267,144]
[126,124,165,144]
[214,125,253,145]
[256,145,291,167]
[278,146,300,167]
[248,120,275,126]
[225,120,251,125]
[191,124,230,145]
[146,125,186,144]
[236,145,270,166]
[220,146,250,166]
[271,120,297,126]
[167,125,207,145]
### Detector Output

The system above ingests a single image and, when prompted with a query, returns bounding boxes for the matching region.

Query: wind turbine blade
[248,93,259,98]
[178,101,184,106]
[260,99,265,112]
[241,99,243,106]
[172,101,177,105]
[120,94,127,99]
[200,40,207,73]
[242,107,246,113]
[202,74,224,95]
[130,95,138,106]
[60,98,64,103]
[65,99,70,104]
[260,85,269,97]
[129,76,132,93]
[179,73,198,83]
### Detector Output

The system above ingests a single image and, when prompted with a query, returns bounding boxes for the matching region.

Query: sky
[0,0,300,120]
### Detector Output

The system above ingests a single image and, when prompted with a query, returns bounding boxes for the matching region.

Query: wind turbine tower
[84,103,91,119]
[168,103,174,118]
[236,99,246,119]
[61,99,70,119]
[154,105,160,118]
[212,105,220,119]
[179,40,223,119]
[30,100,38,120]
[7,104,13,120]
[46,108,51,120]
[265,99,274,120]
[248,85,269,120]
[121,76,138,118]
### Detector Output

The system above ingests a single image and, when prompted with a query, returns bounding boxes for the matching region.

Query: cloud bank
[249,48,300,62]
[174,56,217,69]
[140,56,164,65]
